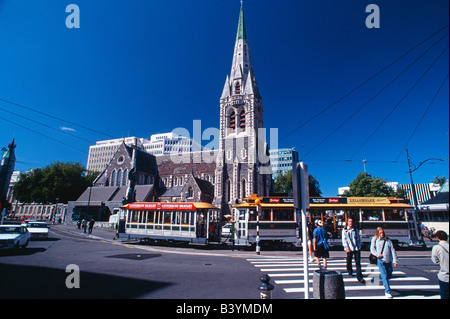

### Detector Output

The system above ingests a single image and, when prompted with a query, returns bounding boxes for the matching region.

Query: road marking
[246,257,440,299]
[274,276,428,285]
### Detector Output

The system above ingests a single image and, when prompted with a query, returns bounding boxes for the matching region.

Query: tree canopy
[13,161,97,204]
[343,172,405,198]
[273,171,322,197]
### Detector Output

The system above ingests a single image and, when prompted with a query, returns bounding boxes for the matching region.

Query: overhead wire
[394,72,449,162]
[0,97,115,139]
[0,105,97,144]
[0,115,88,154]
[279,24,449,143]
[349,45,449,160]
[300,31,449,160]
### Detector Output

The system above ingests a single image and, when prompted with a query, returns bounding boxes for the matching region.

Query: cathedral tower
[214,5,272,213]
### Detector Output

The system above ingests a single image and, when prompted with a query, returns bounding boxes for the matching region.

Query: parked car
[22,221,49,239]
[221,223,233,236]
[0,225,30,252]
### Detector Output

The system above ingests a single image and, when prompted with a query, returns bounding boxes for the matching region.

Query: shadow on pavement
[0,263,173,299]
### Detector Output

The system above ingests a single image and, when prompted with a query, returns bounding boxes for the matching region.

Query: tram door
[196,211,207,238]
[117,209,126,234]
[235,208,248,244]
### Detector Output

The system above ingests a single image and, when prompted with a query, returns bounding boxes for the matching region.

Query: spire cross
[240,0,243,7]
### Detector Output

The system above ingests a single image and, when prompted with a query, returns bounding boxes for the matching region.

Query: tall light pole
[406,148,444,223]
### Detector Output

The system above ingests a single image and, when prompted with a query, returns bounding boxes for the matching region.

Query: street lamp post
[405,148,444,233]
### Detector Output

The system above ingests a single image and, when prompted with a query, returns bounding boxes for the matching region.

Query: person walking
[370,227,398,298]
[81,218,87,233]
[88,219,95,234]
[313,220,330,269]
[342,218,365,284]
[431,230,449,299]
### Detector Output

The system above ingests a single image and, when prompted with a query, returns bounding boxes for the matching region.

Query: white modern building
[86,133,202,173]
[143,132,202,156]
[269,148,298,178]
[86,137,149,173]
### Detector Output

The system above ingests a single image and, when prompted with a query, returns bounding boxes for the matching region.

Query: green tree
[343,172,404,198]
[433,175,446,186]
[273,171,322,196]
[13,161,97,204]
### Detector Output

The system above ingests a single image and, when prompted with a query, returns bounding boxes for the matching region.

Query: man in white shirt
[431,230,449,299]
[342,218,365,284]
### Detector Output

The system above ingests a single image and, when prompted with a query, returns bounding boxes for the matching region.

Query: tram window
[147,211,155,223]
[164,211,171,224]
[273,209,293,221]
[240,209,247,221]
[155,211,162,224]
[362,210,382,221]
[385,209,405,221]
[190,212,195,226]
[182,212,189,224]
[131,211,139,223]
[309,210,322,223]
[139,211,145,223]
[173,212,181,225]
[261,209,271,221]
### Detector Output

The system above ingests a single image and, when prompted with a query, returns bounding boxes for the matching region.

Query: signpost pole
[293,162,310,299]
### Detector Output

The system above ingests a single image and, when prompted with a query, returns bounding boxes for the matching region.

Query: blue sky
[0,0,448,197]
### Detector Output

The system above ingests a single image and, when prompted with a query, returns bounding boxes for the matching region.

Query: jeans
[346,250,363,281]
[439,280,449,299]
[377,259,393,294]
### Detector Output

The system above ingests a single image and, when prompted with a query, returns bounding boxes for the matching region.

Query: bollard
[258,274,274,299]
[313,270,345,299]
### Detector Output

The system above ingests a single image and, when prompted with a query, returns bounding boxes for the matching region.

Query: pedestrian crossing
[247,257,440,299]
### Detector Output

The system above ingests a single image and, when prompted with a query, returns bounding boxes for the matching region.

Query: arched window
[187,186,193,198]
[239,110,246,131]
[240,179,246,199]
[235,81,241,95]
[229,111,236,132]
[123,169,128,186]
[117,169,122,187]
[111,170,116,187]
[226,179,231,203]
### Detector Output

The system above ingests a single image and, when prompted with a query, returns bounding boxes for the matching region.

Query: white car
[0,225,30,252]
[221,224,233,236]
[22,221,49,239]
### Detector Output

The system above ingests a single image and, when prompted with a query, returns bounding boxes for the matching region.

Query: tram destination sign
[125,203,196,210]
[260,197,294,204]
[310,197,348,204]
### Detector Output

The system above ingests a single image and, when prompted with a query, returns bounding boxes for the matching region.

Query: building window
[123,169,128,186]
[117,170,122,187]
[187,186,193,198]
[235,82,241,95]
[239,110,246,131]
[111,170,116,187]
[240,179,246,199]
[226,179,231,203]
[229,111,236,132]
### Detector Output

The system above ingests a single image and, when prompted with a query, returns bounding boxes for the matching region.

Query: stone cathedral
[213,5,272,214]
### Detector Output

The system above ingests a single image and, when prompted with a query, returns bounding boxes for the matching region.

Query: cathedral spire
[221,5,259,99]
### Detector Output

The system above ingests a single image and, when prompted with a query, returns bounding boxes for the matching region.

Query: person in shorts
[313,220,330,269]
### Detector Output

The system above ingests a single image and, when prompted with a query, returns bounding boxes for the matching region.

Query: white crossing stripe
[274,277,429,285]
[246,257,440,299]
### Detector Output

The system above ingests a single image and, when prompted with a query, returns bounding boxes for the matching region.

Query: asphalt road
[0,223,443,301]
